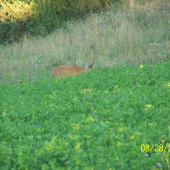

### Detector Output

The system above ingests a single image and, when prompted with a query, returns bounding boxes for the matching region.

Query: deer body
[54,62,95,78]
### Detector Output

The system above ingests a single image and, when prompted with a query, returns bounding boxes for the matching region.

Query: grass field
[1,0,170,169]
[1,60,170,169]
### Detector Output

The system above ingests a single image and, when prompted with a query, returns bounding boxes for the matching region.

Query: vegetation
[0,0,116,44]
[0,0,34,44]
[0,0,170,85]
[1,0,170,169]
[1,60,170,169]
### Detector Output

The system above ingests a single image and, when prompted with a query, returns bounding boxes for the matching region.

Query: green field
[1,0,170,169]
[1,60,170,169]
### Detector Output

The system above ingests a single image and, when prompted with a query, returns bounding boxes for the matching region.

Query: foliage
[0,0,34,22]
[0,0,34,44]
[0,60,170,169]
[0,0,169,85]
[0,0,117,44]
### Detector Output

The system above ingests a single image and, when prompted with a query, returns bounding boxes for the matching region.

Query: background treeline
[0,0,121,45]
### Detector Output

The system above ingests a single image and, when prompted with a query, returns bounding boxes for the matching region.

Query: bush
[0,0,118,44]
[0,0,34,44]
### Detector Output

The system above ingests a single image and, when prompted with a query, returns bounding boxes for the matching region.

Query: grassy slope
[0,0,170,85]
[1,60,170,169]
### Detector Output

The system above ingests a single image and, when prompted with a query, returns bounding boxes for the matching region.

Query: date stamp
[141,144,170,152]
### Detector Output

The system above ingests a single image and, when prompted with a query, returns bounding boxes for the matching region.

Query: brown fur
[54,62,95,78]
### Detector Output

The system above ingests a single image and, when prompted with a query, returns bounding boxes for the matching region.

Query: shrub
[0,0,118,44]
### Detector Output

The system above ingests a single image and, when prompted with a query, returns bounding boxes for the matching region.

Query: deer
[54,61,95,78]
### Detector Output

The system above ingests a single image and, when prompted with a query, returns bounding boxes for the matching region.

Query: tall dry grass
[0,0,170,85]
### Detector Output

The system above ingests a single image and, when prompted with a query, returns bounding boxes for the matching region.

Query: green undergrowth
[0,60,170,170]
